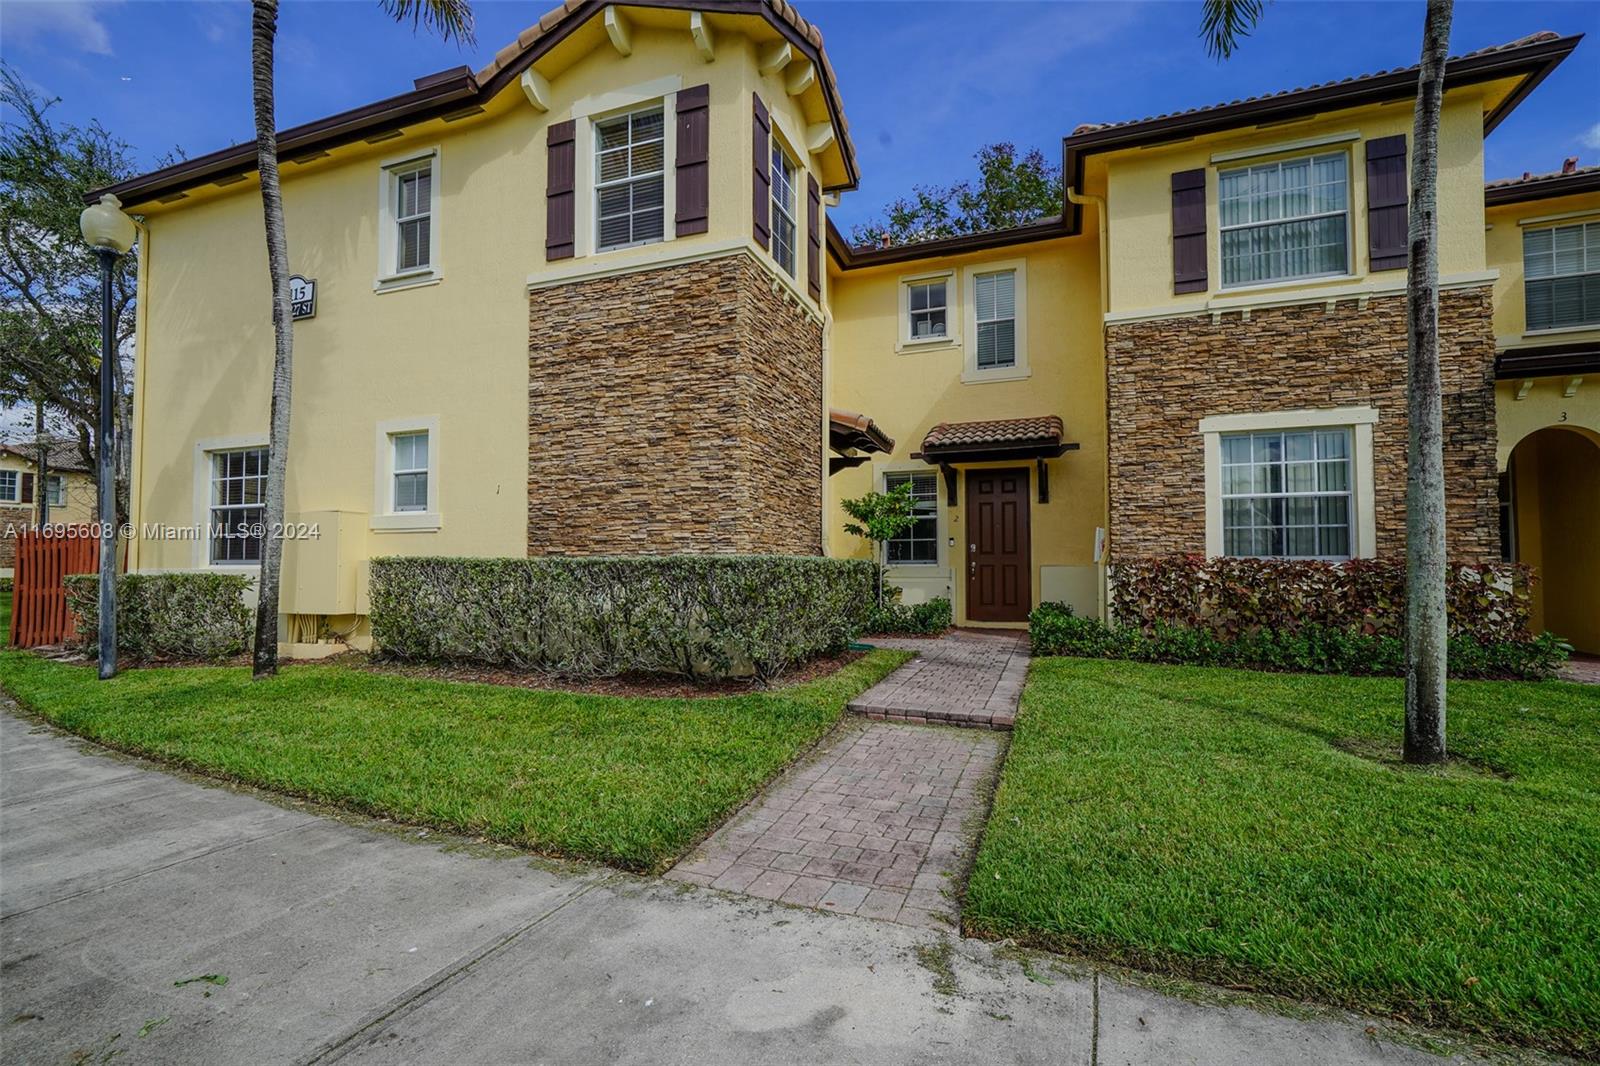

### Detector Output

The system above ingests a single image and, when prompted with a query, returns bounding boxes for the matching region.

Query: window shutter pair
[1171,168,1208,294]
[1365,134,1408,271]
[752,94,771,249]
[20,473,34,505]
[543,84,713,259]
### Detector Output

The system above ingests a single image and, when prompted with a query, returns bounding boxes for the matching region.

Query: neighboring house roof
[0,441,92,474]
[1059,30,1583,235]
[827,214,1068,271]
[829,408,893,454]
[1495,341,1600,380]
[92,0,858,209]
[914,416,1077,463]
[1485,161,1600,205]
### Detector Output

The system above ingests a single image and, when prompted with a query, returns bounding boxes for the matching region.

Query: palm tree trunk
[1403,0,1454,763]
[250,0,294,679]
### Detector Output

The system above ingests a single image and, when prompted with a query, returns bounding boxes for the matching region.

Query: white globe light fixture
[79,193,136,254]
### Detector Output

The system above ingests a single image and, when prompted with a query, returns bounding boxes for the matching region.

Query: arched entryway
[1502,426,1600,654]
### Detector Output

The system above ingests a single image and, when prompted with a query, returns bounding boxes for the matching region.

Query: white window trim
[962,259,1029,383]
[1216,150,1353,291]
[1521,219,1600,333]
[375,146,442,292]
[0,469,19,503]
[769,135,800,278]
[571,75,681,261]
[876,463,948,573]
[372,416,441,532]
[1199,407,1378,559]
[191,433,269,571]
[897,268,959,352]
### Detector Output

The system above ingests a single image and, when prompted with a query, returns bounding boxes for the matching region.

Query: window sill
[897,336,959,354]
[370,512,442,533]
[1522,323,1600,338]
[374,270,441,294]
[1215,272,1358,298]
[961,366,1030,385]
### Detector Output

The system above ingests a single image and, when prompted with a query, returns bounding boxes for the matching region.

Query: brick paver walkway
[1560,654,1600,684]
[666,721,1005,928]
[848,628,1029,729]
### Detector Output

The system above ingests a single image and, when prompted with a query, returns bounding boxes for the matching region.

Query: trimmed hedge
[64,572,253,663]
[863,597,952,636]
[1109,555,1533,644]
[1030,602,1569,681]
[368,555,874,682]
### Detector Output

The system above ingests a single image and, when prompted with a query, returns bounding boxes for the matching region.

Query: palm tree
[1201,0,1455,763]
[249,0,474,678]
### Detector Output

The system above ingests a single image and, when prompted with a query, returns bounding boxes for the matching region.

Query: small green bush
[863,597,952,636]
[368,555,874,683]
[64,573,253,663]
[1029,602,1569,681]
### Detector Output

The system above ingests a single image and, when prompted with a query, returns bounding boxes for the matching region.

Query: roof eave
[826,215,1069,270]
[1485,169,1600,206]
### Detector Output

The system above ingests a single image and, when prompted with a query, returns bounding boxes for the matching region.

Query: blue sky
[1,0,1597,233]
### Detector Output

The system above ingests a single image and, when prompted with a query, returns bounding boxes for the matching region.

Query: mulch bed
[336,649,868,699]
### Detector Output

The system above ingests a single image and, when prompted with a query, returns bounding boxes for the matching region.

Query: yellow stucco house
[94,2,1598,653]
[0,442,97,579]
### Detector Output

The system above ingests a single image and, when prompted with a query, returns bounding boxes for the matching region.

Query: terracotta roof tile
[1486,163,1599,189]
[1070,31,1563,137]
[922,417,1064,451]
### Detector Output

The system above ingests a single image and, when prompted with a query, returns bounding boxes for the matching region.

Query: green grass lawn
[0,648,908,872]
[966,658,1600,1056]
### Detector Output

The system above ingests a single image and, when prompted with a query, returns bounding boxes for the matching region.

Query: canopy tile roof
[921,417,1064,452]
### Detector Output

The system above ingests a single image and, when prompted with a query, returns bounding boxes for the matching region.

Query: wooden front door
[965,468,1031,623]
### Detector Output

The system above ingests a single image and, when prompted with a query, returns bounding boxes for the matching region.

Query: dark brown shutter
[19,472,34,504]
[545,119,576,261]
[806,173,822,301]
[1171,168,1207,294]
[752,94,770,249]
[675,84,710,237]
[1366,135,1408,271]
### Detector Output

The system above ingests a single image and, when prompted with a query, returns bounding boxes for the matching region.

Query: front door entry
[965,468,1031,623]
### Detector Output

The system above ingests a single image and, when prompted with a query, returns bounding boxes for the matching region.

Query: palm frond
[379,0,476,46]
[1200,0,1265,61]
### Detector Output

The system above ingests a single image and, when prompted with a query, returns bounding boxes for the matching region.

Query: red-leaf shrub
[1108,556,1533,644]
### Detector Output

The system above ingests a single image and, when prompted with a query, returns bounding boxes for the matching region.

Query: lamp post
[78,193,135,681]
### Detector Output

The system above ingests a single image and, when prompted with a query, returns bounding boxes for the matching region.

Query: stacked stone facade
[0,505,29,571]
[1105,285,1500,563]
[527,251,823,555]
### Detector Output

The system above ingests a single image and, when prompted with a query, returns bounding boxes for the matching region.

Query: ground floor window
[391,431,429,512]
[1498,468,1517,562]
[209,446,268,564]
[0,470,17,502]
[45,475,65,507]
[884,471,938,564]
[1219,427,1353,559]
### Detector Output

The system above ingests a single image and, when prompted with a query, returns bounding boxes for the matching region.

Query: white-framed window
[884,471,939,565]
[1523,220,1600,331]
[0,470,17,502]
[973,270,1017,369]
[376,148,441,289]
[1219,151,1349,287]
[391,431,429,513]
[45,474,65,507]
[770,140,799,276]
[372,416,441,532]
[209,446,268,564]
[1220,427,1353,559]
[1200,407,1378,560]
[908,278,948,340]
[595,105,666,252]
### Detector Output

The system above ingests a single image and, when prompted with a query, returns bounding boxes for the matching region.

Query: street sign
[290,275,317,320]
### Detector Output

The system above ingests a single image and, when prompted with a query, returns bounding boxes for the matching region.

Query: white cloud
[2,2,116,57]
[1581,122,1600,151]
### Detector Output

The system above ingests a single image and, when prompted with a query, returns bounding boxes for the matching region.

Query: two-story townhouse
[0,443,97,578]
[91,2,1596,654]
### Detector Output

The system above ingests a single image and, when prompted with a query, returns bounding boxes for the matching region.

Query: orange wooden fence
[8,527,101,648]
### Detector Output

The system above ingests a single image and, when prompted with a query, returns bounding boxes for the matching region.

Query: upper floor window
[391,431,429,513]
[974,270,1017,369]
[907,278,948,341]
[770,141,799,276]
[1220,427,1352,559]
[884,471,938,564]
[209,446,268,564]
[1219,152,1348,287]
[595,106,665,252]
[0,470,18,502]
[1523,221,1600,331]
[393,161,433,273]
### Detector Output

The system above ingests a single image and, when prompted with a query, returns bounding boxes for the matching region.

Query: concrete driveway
[0,708,1510,1065]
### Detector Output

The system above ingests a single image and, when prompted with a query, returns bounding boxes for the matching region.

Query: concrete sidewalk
[0,708,1517,1065]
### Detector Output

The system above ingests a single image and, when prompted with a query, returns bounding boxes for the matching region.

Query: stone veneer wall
[527,251,823,555]
[1105,285,1499,562]
[0,505,29,571]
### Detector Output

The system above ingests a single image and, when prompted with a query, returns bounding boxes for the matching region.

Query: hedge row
[65,572,253,662]
[1031,602,1569,681]
[368,555,874,682]
[1109,555,1533,644]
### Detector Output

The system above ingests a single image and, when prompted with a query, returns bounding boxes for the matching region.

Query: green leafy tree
[842,483,919,607]
[850,143,1063,247]
[1202,0,1455,763]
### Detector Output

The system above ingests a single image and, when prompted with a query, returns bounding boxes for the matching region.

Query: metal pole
[96,246,118,681]
[35,399,49,526]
